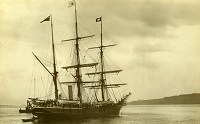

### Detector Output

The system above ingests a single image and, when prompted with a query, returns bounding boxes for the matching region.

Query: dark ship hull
[32,104,122,120]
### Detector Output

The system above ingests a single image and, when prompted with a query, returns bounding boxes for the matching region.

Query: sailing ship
[31,1,131,121]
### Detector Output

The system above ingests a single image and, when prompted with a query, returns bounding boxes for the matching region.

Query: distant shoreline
[129,93,200,105]
[0,105,25,108]
[1,93,200,106]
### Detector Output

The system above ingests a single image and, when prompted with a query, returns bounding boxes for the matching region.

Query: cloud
[110,0,200,26]
[134,40,167,53]
[80,0,200,38]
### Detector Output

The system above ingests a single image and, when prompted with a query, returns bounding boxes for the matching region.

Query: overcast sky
[0,0,200,105]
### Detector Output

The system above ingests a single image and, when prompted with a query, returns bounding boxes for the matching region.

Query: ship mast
[87,17,125,101]
[74,2,82,102]
[33,15,58,102]
[50,16,59,101]
[62,1,95,103]
[100,17,105,101]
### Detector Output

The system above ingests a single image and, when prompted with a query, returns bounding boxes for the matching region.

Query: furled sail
[85,69,122,75]
[62,35,95,42]
[84,83,127,89]
[60,80,101,84]
[88,44,116,49]
[62,63,98,70]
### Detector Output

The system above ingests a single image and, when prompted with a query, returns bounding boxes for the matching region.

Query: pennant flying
[40,16,51,23]
[68,0,75,8]
[96,17,101,22]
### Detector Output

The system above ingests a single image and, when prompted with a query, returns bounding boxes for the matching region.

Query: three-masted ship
[31,0,131,120]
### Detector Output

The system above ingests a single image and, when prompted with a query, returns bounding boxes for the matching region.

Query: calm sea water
[0,105,200,124]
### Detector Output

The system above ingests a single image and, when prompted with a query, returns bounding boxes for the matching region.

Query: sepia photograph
[0,0,200,123]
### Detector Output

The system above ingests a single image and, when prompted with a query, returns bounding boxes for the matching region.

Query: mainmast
[62,1,95,103]
[74,2,82,102]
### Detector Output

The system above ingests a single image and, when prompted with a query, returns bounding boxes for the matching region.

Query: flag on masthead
[68,0,76,8]
[40,16,50,23]
[96,17,101,22]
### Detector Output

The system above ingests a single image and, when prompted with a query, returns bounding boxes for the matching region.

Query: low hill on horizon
[129,93,200,105]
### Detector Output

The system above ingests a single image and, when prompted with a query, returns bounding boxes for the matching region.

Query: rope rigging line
[44,25,51,64]
[100,26,122,69]
[104,51,121,70]
[77,13,93,35]
[57,79,67,99]
[109,47,122,68]
[52,26,62,42]
[37,56,53,67]
[87,74,99,102]
[40,77,47,97]
[79,44,98,63]
[54,46,68,63]
[111,88,118,102]
[60,39,75,66]
[47,80,54,99]
[53,26,74,63]
[28,57,36,98]
[36,92,55,99]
